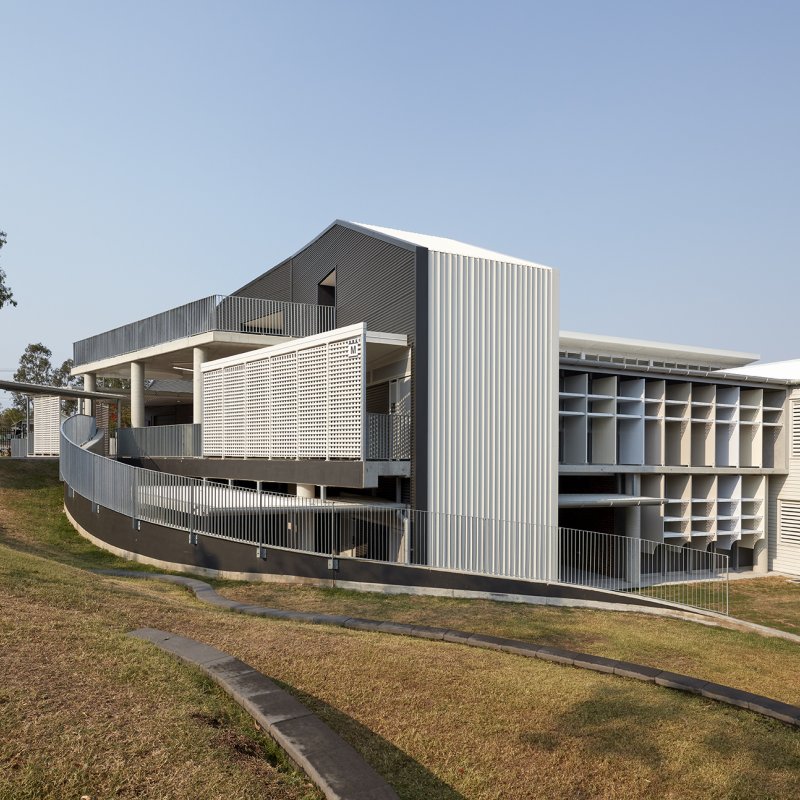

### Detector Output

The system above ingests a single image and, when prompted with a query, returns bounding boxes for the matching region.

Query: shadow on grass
[526,681,799,797]
[278,682,465,800]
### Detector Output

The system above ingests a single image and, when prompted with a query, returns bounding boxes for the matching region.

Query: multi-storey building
[65,220,800,597]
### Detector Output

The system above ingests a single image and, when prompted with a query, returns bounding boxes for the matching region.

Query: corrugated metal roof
[560,330,759,369]
[343,221,551,269]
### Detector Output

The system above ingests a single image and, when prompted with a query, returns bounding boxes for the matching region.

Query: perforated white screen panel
[328,337,363,458]
[222,364,246,457]
[270,352,297,458]
[246,359,270,458]
[202,369,223,456]
[202,328,366,460]
[298,345,327,459]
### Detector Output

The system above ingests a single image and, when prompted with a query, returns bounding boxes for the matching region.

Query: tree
[0,406,24,429]
[12,343,82,410]
[0,231,16,310]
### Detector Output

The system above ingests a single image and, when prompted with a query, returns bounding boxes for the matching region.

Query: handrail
[73,294,337,367]
[60,415,729,615]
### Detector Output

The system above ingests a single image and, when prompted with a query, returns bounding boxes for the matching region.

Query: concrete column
[131,361,145,429]
[193,347,207,425]
[82,373,96,416]
[295,483,316,550]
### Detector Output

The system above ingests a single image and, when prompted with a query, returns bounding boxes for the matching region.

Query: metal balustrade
[117,417,411,462]
[61,415,729,614]
[118,424,202,458]
[367,414,412,460]
[73,295,337,366]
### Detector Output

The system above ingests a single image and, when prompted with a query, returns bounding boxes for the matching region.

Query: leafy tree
[0,231,16,310]
[0,406,24,428]
[12,343,82,411]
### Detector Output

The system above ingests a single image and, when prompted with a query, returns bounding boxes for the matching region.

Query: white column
[131,362,145,429]
[82,372,96,416]
[295,483,316,550]
[193,347,207,425]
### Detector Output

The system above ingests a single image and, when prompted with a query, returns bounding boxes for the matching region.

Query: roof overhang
[560,331,758,370]
[0,379,127,402]
[558,493,666,508]
[201,323,408,373]
[72,330,288,380]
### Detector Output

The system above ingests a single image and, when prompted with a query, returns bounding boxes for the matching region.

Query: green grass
[1,460,799,799]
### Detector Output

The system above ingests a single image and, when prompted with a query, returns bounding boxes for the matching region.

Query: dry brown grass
[1,461,799,799]
[216,579,800,708]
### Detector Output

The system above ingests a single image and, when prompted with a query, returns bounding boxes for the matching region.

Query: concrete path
[108,570,800,728]
[129,628,399,800]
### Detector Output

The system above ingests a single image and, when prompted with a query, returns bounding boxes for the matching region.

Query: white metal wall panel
[328,336,363,459]
[772,387,800,574]
[222,364,246,457]
[33,395,61,456]
[297,345,327,459]
[202,369,224,456]
[270,352,298,458]
[426,250,558,580]
[245,359,270,458]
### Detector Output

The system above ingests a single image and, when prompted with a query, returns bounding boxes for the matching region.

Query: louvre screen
[781,501,800,547]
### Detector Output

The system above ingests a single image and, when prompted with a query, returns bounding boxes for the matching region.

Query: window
[318,268,336,307]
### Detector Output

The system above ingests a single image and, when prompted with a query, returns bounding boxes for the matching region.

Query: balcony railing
[118,424,202,459]
[73,295,337,367]
[367,413,412,460]
[117,415,412,462]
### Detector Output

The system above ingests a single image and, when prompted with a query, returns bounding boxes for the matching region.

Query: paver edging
[128,628,399,800]
[104,570,800,729]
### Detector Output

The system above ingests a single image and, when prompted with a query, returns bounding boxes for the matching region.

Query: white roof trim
[722,359,800,382]
[343,221,551,269]
[560,330,759,369]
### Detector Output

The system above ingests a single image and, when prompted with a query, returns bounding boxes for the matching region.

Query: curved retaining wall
[65,487,689,613]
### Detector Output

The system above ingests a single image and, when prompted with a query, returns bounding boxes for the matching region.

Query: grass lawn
[1,460,799,799]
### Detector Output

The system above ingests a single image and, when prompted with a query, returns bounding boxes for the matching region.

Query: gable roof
[342,221,550,269]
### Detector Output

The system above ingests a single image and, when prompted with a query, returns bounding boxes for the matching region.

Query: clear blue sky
[1,1,798,393]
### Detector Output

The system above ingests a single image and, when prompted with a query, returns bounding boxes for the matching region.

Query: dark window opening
[318,268,336,307]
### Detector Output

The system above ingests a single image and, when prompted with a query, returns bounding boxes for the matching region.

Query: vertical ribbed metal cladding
[772,386,800,573]
[427,251,558,535]
[234,225,416,336]
[232,260,293,302]
[414,246,429,515]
